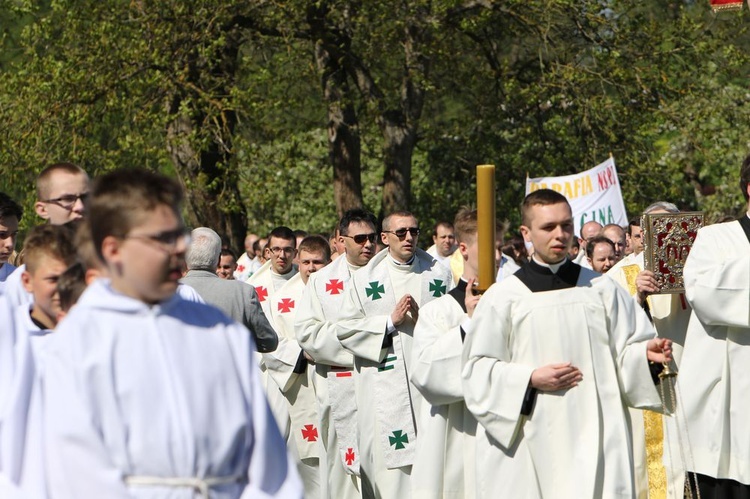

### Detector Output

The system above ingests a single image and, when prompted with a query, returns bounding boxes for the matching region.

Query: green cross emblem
[429,279,446,297]
[389,430,409,450]
[365,281,385,300]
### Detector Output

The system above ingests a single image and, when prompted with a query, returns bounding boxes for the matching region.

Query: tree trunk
[379,13,429,216]
[380,114,416,215]
[166,102,247,251]
[309,6,364,219]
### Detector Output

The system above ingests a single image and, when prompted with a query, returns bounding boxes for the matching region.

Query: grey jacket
[181,269,278,352]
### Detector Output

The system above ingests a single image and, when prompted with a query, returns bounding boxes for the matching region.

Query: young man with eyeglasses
[34,168,301,498]
[264,235,332,498]
[4,163,90,309]
[295,208,379,499]
[334,210,453,498]
[247,226,298,319]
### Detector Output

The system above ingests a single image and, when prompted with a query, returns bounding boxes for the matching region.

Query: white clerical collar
[389,253,415,267]
[531,255,567,274]
[746,212,750,221]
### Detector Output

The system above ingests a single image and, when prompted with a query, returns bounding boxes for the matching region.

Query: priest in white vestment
[247,226,299,436]
[678,160,750,498]
[336,212,453,498]
[265,236,332,498]
[295,209,380,499]
[462,190,672,499]
[607,201,688,499]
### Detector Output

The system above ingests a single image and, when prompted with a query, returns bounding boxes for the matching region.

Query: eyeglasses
[343,233,378,245]
[383,227,420,239]
[126,228,191,254]
[269,246,295,256]
[42,192,89,210]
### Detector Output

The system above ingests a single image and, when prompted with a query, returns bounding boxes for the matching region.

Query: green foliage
[1,0,749,241]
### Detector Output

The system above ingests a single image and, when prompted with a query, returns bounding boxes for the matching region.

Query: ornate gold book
[642,212,704,294]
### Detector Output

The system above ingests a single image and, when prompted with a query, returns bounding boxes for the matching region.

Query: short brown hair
[586,235,615,258]
[382,211,416,231]
[89,168,183,261]
[36,163,88,200]
[298,235,331,261]
[521,189,570,226]
[453,207,478,244]
[22,224,78,273]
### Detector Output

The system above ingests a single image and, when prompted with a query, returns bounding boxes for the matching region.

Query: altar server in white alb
[678,155,750,498]
[38,168,301,498]
[462,189,672,499]
[336,211,453,498]
[295,208,380,499]
[410,207,484,499]
[265,235,331,497]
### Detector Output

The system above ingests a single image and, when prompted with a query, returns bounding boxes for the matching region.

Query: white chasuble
[247,260,297,436]
[266,273,320,498]
[462,263,662,499]
[410,281,477,499]
[336,248,451,497]
[295,257,363,499]
[679,220,750,484]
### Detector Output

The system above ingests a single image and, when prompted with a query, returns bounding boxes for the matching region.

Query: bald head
[579,221,603,245]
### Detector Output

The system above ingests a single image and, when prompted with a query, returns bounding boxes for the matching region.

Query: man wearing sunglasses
[334,211,453,498]
[295,208,379,499]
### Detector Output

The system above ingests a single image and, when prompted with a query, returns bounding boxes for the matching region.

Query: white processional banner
[525,157,628,237]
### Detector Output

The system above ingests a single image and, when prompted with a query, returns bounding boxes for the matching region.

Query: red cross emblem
[255,286,268,302]
[345,447,355,465]
[236,264,245,272]
[301,424,318,442]
[326,279,344,295]
[278,298,295,313]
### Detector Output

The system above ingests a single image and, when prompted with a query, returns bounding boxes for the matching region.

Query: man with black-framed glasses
[333,210,453,498]
[34,163,89,225]
[4,163,90,308]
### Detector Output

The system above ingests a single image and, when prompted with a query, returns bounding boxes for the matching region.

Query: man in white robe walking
[39,168,301,498]
[410,207,482,499]
[335,211,453,498]
[295,209,379,499]
[462,189,672,499]
[678,155,750,498]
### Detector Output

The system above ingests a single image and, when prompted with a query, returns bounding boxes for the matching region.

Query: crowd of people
[0,158,748,499]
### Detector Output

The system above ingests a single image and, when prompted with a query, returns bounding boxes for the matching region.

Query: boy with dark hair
[0,192,23,291]
[39,168,301,498]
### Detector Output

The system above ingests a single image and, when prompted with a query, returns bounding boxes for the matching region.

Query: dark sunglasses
[384,227,420,239]
[343,233,378,245]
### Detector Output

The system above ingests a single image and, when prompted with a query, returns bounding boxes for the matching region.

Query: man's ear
[100,235,122,266]
[34,201,50,220]
[21,270,33,293]
[520,225,531,243]
[380,232,389,246]
[458,241,469,259]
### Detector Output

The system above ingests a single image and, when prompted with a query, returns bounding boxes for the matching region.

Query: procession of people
[0,156,748,499]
